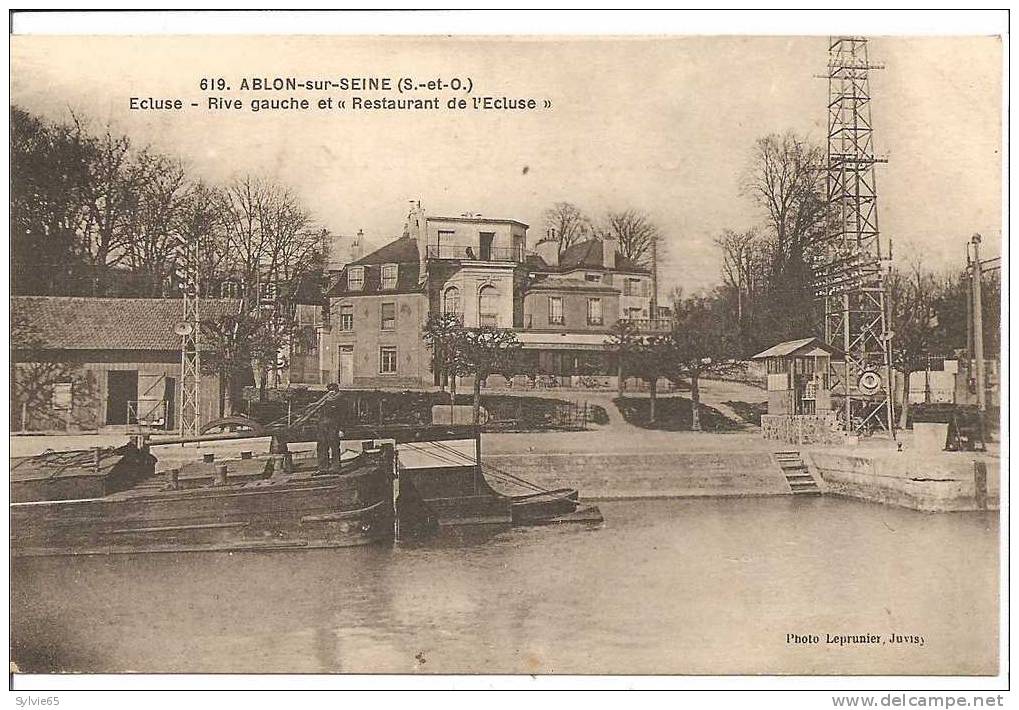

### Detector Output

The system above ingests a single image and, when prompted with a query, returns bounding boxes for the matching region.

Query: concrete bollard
[214,464,228,486]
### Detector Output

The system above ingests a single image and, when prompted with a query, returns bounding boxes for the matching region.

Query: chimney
[350,229,364,263]
[405,200,427,242]
[602,237,617,269]
[535,228,560,267]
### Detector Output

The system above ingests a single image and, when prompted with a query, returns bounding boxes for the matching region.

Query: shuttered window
[381,303,396,330]
[548,296,564,325]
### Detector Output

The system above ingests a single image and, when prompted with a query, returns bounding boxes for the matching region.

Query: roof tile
[13,297,243,351]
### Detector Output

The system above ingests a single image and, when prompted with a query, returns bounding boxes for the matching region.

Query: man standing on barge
[316,383,344,473]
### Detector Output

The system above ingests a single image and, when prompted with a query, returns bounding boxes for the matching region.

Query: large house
[318,204,664,388]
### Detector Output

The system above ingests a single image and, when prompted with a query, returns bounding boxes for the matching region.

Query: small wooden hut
[751,337,840,416]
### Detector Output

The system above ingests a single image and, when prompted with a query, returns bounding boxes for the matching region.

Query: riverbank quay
[10,429,1001,509]
[805,445,1001,512]
[482,430,790,499]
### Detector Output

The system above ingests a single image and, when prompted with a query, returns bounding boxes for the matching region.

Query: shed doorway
[106,370,138,425]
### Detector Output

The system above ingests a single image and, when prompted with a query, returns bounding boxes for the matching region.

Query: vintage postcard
[7,10,1006,695]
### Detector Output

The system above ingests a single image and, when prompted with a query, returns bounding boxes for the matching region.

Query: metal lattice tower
[814,36,895,434]
[178,234,201,438]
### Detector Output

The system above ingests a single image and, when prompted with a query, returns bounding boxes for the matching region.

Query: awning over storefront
[515,331,614,351]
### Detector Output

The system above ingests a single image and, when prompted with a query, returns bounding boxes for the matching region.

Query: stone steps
[773,451,821,495]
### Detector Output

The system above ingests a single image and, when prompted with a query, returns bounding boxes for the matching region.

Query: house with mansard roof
[317,204,662,388]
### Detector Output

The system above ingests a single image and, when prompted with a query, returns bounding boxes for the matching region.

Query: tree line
[713,130,999,366]
[539,201,661,267]
[533,131,1000,427]
[11,105,331,417]
[11,106,327,303]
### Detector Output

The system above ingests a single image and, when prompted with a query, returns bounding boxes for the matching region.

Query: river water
[11,497,999,676]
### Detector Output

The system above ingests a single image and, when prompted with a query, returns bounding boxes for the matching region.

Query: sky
[10,34,1003,294]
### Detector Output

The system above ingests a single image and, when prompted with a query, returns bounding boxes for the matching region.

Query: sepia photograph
[6,9,1007,695]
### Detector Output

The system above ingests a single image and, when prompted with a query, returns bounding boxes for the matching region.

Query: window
[548,296,564,325]
[381,302,396,330]
[479,232,495,260]
[443,287,461,315]
[379,346,398,374]
[347,266,364,291]
[431,230,455,259]
[585,273,602,283]
[479,285,499,326]
[51,382,73,411]
[381,264,398,290]
[587,298,603,326]
[625,278,641,296]
[339,304,353,331]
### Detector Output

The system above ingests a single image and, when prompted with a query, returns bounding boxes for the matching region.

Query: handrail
[618,317,673,332]
[426,244,525,262]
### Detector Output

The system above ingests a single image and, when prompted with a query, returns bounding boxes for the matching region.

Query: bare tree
[177,181,229,296]
[73,119,151,295]
[10,107,91,295]
[887,262,943,428]
[539,202,592,258]
[259,186,319,298]
[220,176,273,308]
[215,175,325,394]
[596,209,661,266]
[456,327,522,424]
[125,155,189,297]
[714,226,768,324]
[667,294,742,431]
[743,132,826,274]
[607,318,640,398]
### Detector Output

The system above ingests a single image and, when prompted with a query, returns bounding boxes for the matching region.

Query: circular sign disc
[857,370,882,395]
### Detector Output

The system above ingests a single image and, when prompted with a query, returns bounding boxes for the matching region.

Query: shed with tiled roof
[13,297,243,351]
[12,296,243,433]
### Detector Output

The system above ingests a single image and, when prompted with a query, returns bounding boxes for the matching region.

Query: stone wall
[761,413,841,446]
[807,449,999,512]
[482,451,791,499]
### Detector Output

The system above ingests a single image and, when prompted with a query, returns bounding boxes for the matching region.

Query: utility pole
[965,244,973,367]
[175,232,201,439]
[970,233,986,414]
[650,235,659,320]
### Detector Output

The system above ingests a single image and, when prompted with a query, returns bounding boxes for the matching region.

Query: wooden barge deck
[11,425,602,557]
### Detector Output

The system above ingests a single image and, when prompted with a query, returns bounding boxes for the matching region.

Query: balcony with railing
[618,317,673,333]
[426,244,526,263]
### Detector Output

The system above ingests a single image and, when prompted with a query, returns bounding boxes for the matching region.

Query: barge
[11,441,395,556]
[11,411,602,557]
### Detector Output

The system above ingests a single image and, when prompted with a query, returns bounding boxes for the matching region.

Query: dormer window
[347,266,365,291]
[381,263,398,290]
